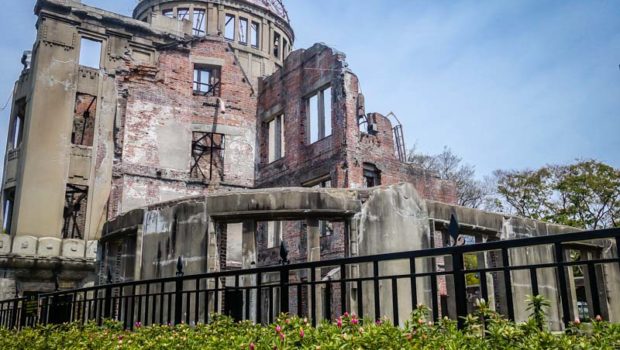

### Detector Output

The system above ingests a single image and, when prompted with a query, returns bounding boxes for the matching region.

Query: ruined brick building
[1,0,618,327]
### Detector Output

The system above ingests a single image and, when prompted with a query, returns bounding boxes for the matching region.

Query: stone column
[241,220,257,322]
[306,219,321,321]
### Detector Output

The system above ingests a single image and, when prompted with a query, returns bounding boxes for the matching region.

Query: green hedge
[0,304,618,349]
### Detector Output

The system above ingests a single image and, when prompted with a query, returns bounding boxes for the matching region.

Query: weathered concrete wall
[353,183,432,324]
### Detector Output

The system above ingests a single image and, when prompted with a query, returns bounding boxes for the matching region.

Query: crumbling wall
[353,183,433,324]
[111,37,258,216]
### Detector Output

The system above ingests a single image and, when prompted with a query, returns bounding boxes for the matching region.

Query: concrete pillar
[306,218,321,321]
[241,220,257,322]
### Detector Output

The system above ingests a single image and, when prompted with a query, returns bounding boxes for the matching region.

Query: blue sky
[1,0,618,177]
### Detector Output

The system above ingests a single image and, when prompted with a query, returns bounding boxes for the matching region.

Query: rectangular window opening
[193,65,221,96]
[193,9,206,36]
[251,22,260,48]
[72,93,97,147]
[266,221,282,248]
[307,86,333,144]
[363,163,381,188]
[3,189,15,235]
[283,38,289,58]
[239,18,248,45]
[225,14,235,41]
[11,99,26,149]
[162,9,174,18]
[190,132,225,182]
[177,8,190,21]
[273,32,281,58]
[79,37,102,69]
[303,177,333,237]
[62,184,89,239]
[267,114,285,163]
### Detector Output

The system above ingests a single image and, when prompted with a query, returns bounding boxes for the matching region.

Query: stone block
[86,240,98,259]
[0,234,11,254]
[62,239,85,258]
[12,236,38,256]
[37,237,62,257]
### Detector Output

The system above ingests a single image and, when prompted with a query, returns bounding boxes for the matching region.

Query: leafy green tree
[493,160,620,229]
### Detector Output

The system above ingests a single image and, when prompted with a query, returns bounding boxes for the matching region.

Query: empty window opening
[251,21,260,48]
[193,65,221,96]
[303,176,333,236]
[266,221,282,248]
[363,163,381,188]
[177,8,190,21]
[273,32,281,58]
[225,14,235,40]
[62,184,88,239]
[191,132,225,181]
[10,99,26,149]
[239,18,248,45]
[267,114,285,163]
[3,189,15,235]
[162,9,174,18]
[79,38,102,69]
[283,39,289,58]
[193,9,206,36]
[72,93,97,147]
[307,86,333,144]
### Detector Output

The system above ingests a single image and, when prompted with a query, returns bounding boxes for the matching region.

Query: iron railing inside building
[0,228,618,330]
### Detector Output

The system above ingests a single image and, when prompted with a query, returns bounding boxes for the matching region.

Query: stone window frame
[306,85,333,145]
[71,93,98,147]
[363,163,381,188]
[250,21,260,49]
[2,188,15,235]
[302,175,334,237]
[9,98,26,150]
[266,113,285,164]
[193,8,207,37]
[62,184,89,240]
[177,7,190,21]
[225,14,236,41]
[77,35,104,69]
[190,132,226,182]
[193,64,221,97]
[238,17,249,45]
[272,31,281,59]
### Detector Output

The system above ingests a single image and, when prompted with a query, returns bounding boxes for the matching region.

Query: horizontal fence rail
[0,228,618,330]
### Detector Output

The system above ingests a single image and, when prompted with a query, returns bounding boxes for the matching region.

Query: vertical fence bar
[325,278,332,321]
[356,279,363,317]
[430,274,439,321]
[373,261,381,320]
[310,268,316,327]
[256,273,262,324]
[479,271,488,303]
[501,248,515,321]
[391,277,399,325]
[280,267,289,315]
[214,277,220,316]
[340,264,346,317]
[586,262,601,318]
[453,250,467,328]
[555,242,570,328]
[409,258,417,309]
[530,268,539,296]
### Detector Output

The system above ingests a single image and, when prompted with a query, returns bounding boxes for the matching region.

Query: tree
[408,145,489,208]
[493,160,620,230]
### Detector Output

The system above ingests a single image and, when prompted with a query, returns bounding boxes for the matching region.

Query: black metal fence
[1,228,618,330]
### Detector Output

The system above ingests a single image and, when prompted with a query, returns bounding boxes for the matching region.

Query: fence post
[452,250,468,329]
[174,256,184,325]
[103,269,113,320]
[279,266,289,315]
